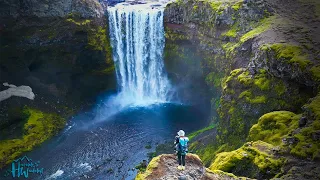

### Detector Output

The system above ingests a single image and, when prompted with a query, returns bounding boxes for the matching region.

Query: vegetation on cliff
[216,68,310,150]
[0,107,65,168]
[163,0,320,179]
[248,111,301,146]
[209,141,283,179]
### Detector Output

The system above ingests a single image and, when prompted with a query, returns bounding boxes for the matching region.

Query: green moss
[275,82,286,96]
[88,26,107,51]
[209,141,284,178]
[92,65,115,75]
[239,90,266,104]
[135,156,161,180]
[231,1,243,11]
[135,161,147,172]
[239,90,252,99]
[247,95,320,160]
[195,143,229,167]
[237,71,253,86]
[240,16,275,43]
[0,107,65,168]
[188,124,216,141]
[209,1,223,12]
[206,72,224,88]
[222,42,240,58]
[305,93,320,121]
[223,26,238,38]
[266,43,312,69]
[66,18,91,26]
[222,69,241,89]
[310,65,320,81]
[238,90,266,103]
[291,120,320,159]
[165,28,187,41]
[247,95,266,104]
[248,111,301,145]
[193,5,198,11]
[254,73,270,91]
[209,169,238,178]
[208,0,243,14]
[216,67,311,156]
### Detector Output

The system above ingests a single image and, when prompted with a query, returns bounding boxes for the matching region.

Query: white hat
[177,130,185,136]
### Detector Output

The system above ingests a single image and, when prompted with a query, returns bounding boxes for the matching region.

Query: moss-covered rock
[264,43,312,69]
[209,141,284,179]
[136,154,241,180]
[0,107,65,168]
[248,111,301,145]
[164,0,320,179]
[216,68,310,150]
[289,94,320,159]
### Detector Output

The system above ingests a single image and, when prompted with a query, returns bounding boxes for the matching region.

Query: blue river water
[1,97,209,180]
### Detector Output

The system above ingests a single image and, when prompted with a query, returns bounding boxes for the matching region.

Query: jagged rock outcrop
[136,154,248,180]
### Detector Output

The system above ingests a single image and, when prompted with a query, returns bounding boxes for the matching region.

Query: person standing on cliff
[175,130,189,170]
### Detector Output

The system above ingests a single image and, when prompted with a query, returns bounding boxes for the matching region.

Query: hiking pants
[177,153,185,166]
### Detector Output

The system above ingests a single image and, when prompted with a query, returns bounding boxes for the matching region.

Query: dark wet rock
[299,116,307,127]
[282,137,298,145]
[312,131,320,141]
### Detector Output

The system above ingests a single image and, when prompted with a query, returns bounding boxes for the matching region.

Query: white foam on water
[45,169,64,180]
[79,162,92,171]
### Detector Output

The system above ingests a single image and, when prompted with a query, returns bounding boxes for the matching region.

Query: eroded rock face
[163,0,320,178]
[0,0,116,129]
[0,0,115,102]
[0,0,104,18]
[163,0,319,153]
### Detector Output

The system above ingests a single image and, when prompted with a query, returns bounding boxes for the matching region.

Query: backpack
[179,137,189,155]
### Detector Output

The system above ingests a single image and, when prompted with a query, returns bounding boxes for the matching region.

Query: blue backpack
[179,137,189,155]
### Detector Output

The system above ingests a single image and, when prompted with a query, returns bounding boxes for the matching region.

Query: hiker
[174,130,189,170]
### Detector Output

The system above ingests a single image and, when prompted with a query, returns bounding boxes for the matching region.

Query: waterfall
[107,3,170,106]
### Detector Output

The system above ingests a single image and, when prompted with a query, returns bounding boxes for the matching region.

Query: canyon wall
[162,0,320,178]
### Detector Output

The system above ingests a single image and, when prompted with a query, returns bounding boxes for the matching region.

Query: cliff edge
[136,154,251,180]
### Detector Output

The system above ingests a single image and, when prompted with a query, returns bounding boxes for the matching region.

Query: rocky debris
[0,82,35,102]
[136,154,244,180]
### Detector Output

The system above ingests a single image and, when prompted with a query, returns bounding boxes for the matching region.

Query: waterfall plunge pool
[10,101,210,179]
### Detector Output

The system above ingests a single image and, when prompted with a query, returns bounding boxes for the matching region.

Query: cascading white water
[107,3,170,106]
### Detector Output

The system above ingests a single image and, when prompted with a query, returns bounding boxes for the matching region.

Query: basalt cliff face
[160,0,320,179]
[0,0,116,126]
[0,0,115,168]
